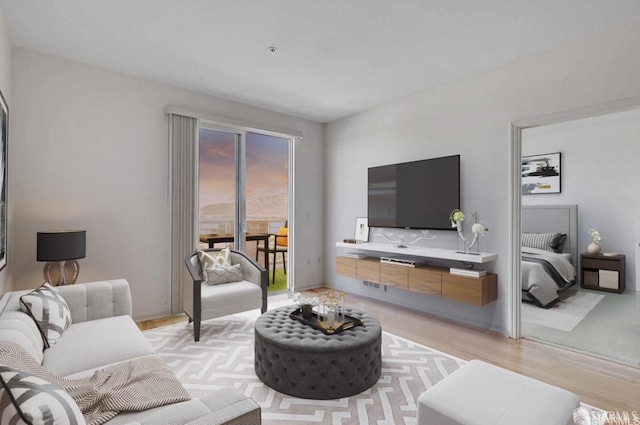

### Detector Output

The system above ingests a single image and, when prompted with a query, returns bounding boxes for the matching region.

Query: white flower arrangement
[588,228,601,243]
[292,292,319,307]
[471,222,489,237]
[449,210,466,224]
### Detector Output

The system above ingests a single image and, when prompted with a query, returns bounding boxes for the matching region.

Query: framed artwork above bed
[522,152,561,195]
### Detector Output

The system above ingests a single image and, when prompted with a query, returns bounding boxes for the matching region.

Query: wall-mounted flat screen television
[368,155,460,230]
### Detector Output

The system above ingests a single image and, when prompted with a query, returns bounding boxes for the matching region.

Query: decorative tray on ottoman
[289,308,364,335]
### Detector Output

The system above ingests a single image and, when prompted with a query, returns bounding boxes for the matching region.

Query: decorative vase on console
[449,210,489,255]
[587,228,601,255]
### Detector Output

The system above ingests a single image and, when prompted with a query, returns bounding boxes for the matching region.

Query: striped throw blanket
[0,342,190,425]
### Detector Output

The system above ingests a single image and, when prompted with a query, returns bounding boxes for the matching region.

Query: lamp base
[43,260,80,286]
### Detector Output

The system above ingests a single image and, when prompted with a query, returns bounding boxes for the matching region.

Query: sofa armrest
[56,279,132,323]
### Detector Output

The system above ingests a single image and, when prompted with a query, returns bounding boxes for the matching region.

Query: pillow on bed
[550,233,567,253]
[522,232,566,253]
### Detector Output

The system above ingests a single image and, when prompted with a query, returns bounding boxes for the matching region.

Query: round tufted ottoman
[254,306,382,399]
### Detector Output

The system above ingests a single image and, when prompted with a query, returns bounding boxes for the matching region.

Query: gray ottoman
[254,306,382,399]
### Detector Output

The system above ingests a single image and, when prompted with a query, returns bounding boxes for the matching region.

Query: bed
[521,204,578,308]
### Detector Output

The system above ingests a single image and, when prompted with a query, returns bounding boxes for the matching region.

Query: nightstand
[580,253,625,293]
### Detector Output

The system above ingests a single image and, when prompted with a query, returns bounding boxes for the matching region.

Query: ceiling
[2,1,640,123]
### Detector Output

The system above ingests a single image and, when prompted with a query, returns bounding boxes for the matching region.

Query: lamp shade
[37,231,86,262]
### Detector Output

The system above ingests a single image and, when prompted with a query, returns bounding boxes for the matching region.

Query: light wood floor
[138,289,639,414]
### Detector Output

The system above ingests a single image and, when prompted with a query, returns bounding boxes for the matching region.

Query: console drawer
[336,257,356,278]
[408,267,442,296]
[356,258,380,283]
[381,263,408,289]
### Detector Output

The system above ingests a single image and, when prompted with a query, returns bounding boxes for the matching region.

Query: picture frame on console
[0,90,7,271]
[354,217,369,242]
[521,152,561,195]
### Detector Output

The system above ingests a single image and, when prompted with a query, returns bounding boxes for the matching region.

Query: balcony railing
[198,218,288,269]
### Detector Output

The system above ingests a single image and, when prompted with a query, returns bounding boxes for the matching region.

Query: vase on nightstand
[588,242,601,254]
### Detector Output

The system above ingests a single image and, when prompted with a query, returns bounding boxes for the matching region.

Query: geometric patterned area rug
[144,313,463,424]
[144,307,605,424]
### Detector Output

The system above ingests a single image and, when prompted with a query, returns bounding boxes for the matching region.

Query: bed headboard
[522,204,578,264]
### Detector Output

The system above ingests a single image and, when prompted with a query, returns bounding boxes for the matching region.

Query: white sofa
[0,279,261,424]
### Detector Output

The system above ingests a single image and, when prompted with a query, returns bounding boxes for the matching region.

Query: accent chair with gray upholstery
[184,248,268,342]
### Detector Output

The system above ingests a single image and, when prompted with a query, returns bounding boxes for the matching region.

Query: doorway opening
[511,102,640,367]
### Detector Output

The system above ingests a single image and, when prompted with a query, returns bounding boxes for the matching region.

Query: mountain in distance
[200,193,288,219]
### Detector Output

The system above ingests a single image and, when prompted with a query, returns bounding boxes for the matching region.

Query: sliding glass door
[198,125,291,292]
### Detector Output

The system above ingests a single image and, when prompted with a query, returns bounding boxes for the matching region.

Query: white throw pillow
[204,264,244,285]
[197,247,232,281]
[0,365,86,425]
[19,283,72,348]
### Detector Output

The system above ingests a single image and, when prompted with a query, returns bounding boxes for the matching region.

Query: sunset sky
[198,129,289,207]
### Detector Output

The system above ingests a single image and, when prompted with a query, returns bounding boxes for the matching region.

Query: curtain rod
[164,106,304,138]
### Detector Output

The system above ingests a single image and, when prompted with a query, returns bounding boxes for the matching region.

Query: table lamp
[37,230,86,285]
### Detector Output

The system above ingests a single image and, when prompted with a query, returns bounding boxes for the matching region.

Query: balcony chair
[256,224,288,285]
[184,248,267,341]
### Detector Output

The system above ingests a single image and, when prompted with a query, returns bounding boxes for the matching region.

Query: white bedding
[522,247,577,308]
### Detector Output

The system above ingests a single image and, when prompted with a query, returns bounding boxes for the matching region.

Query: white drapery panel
[169,114,197,314]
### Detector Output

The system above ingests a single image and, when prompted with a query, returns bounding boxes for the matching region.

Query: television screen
[368,155,460,230]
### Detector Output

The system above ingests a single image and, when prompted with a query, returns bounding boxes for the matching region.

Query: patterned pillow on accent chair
[197,247,232,282]
[204,263,244,285]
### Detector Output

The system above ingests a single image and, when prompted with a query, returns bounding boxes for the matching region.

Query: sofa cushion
[102,389,260,425]
[43,315,155,377]
[19,283,72,348]
[0,311,45,364]
[0,365,86,425]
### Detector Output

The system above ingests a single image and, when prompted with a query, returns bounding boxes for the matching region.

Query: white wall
[0,8,10,295]
[522,109,640,292]
[9,48,324,320]
[325,21,640,335]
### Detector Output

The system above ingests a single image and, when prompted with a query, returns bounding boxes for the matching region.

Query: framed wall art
[0,90,7,271]
[522,152,561,195]
[354,217,369,242]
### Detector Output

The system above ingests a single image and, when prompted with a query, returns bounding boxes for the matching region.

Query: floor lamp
[37,230,86,286]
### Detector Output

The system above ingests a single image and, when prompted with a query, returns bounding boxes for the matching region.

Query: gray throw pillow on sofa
[19,282,72,348]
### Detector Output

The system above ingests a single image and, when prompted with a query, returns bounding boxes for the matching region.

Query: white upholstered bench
[417,360,580,425]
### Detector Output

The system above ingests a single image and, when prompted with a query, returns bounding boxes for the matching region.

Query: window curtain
[169,114,197,314]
